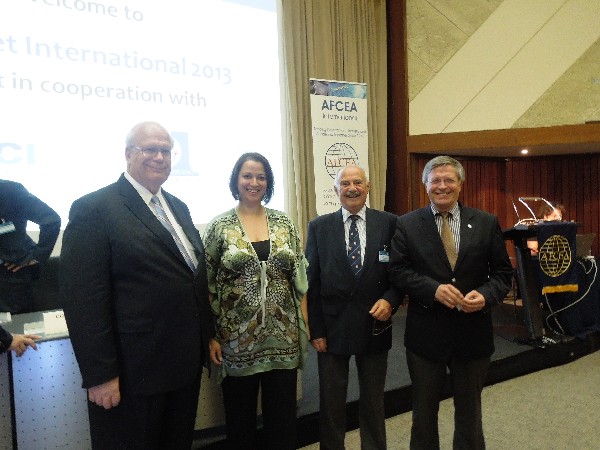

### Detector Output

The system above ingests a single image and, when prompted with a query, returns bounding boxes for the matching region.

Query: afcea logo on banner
[325,143,358,179]
[0,143,35,164]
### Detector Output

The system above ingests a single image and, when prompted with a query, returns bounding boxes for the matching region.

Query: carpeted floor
[300,349,600,449]
[194,302,600,449]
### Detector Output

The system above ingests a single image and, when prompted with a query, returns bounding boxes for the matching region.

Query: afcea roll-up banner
[309,79,368,216]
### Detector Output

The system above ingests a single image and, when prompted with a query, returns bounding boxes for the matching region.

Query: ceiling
[407,0,600,156]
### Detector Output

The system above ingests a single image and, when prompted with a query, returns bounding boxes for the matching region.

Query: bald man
[61,122,213,449]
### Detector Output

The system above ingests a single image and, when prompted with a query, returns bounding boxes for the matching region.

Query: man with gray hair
[390,155,512,450]
[306,164,402,449]
[61,121,213,449]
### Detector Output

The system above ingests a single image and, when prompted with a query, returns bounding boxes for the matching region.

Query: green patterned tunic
[203,208,309,380]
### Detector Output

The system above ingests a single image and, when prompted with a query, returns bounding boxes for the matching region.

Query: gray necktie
[440,212,457,270]
[348,215,363,277]
[151,195,196,271]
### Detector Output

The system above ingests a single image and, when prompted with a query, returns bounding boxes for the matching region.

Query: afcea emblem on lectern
[538,235,572,277]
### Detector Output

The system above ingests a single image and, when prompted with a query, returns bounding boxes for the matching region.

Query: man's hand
[435,284,464,309]
[369,299,393,321]
[310,337,327,352]
[88,377,120,409]
[458,290,486,313]
[209,338,223,365]
[3,260,38,273]
[9,334,41,357]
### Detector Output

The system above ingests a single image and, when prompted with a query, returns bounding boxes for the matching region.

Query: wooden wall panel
[507,154,600,248]
[385,0,409,215]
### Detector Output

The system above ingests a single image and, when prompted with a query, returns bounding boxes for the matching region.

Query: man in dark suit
[60,121,213,449]
[0,180,60,313]
[389,156,513,450]
[306,165,402,450]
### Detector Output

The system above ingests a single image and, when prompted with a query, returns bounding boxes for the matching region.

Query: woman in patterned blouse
[203,152,309,450]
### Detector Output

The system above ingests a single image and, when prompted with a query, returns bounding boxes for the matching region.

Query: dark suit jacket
[390,205,513,362]
[0,180,60,269]
[60,175,213,396]
[306,208,402,355]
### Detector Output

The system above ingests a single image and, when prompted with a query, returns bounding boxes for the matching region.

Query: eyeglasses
[131,146,172,159]
[428,178,458,186]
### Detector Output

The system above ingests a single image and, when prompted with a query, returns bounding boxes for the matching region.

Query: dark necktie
[151,195,196,271]
[440,212,457,270]
[347,215,363,277]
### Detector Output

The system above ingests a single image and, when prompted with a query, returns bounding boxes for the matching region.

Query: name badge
[379,250,389,263]
[0,221,16,235]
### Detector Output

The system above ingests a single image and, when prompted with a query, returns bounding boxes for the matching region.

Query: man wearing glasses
[60,121,213,449]
[306,164,402,450]
[389,155,512,450]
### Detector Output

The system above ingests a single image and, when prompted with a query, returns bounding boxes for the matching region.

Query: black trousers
[318,351,388,450]
[406,349,490,450]
[87,377,201,450]
[221,368,298,450]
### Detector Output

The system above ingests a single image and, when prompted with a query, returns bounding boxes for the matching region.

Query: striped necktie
[440,212,457,270]
[347,215,363,277]
[151,195,196,271]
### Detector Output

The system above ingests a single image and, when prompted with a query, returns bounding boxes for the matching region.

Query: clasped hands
[435,284,485,313]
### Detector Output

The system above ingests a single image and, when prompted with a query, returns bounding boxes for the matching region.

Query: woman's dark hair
[229,152,275,204]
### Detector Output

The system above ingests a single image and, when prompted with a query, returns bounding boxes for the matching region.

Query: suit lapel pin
[468,224,472,228]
